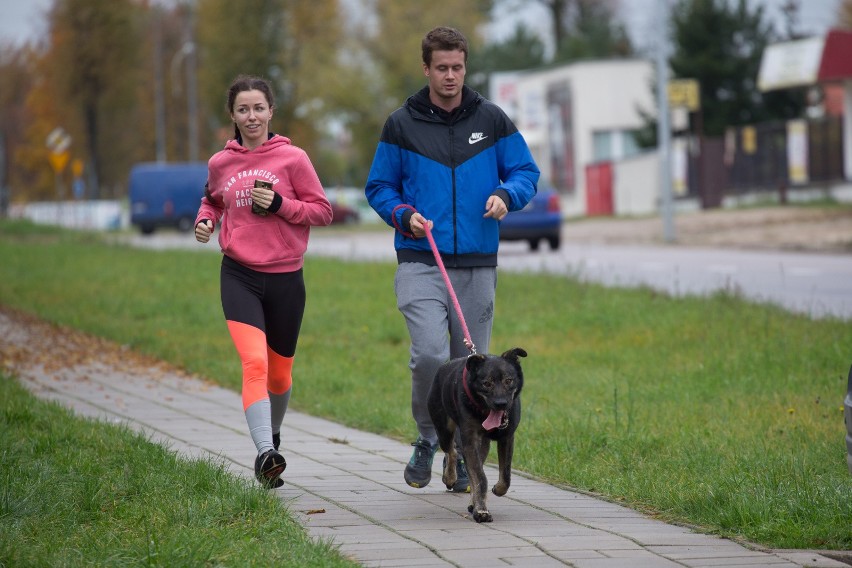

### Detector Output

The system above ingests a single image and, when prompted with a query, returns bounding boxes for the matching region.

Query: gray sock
[245,399,274,454]
[269,388,291,439]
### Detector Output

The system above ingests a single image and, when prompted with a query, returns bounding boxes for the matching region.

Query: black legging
[220,255,305,358]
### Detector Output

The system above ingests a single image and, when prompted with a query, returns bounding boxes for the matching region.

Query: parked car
[129,162,207,234]
[330,201,360,224]
[499,187,562,251]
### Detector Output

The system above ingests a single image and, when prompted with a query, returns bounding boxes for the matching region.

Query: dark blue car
[499,187,562,251]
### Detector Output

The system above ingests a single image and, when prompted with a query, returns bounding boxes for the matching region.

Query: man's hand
[483,195,508,221]
[409,212,433,238]
[195,220,213,243]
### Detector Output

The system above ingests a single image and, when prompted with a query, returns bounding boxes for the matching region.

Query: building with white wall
[491,58,656,217]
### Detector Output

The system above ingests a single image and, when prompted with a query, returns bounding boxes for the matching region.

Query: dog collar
[462,366,487,416]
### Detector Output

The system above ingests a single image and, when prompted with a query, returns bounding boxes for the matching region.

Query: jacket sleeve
[275,150,333,227]
[494,112,540,212]
[365,118,410,232]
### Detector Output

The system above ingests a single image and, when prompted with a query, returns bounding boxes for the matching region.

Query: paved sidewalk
[1,310,847,568]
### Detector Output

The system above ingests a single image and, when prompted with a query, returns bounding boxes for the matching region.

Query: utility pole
[185,2,199,162]
[170,1,199,162]
[656,0,676,243]
[153,9,166,163]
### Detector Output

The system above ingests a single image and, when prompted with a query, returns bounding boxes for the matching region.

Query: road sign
[668,79,701,111]
[46,127,72,173]
[71,158,84,178]
[46,127,71,154]
[49,152,70,174]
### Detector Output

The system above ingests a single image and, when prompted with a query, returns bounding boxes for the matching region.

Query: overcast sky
[0,0,843,50]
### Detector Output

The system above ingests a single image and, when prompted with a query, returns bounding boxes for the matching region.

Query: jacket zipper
[449,125,457,260]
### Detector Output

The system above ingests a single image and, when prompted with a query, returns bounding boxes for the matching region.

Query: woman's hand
[250,186,275,211]
[195,220,213,243]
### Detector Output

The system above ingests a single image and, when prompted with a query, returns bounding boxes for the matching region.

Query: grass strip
[0,372,358,567]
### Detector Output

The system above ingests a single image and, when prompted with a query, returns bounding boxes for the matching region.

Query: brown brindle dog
[427,348,527,523]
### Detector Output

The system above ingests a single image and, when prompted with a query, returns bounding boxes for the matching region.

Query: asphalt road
[123,227,852,321]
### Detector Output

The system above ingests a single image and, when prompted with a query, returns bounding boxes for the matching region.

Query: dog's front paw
[442,473,457,491]
[472,509,492,523]
[492,481,509,496]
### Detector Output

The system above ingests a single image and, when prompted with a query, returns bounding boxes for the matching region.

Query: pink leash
[391,203,476,354]
[423,224,476,354]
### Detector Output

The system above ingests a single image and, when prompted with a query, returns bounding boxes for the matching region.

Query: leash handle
[423,223,476,355]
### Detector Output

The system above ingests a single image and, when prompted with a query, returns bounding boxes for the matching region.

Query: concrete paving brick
[567,557,685,568]
[676,557,802,567]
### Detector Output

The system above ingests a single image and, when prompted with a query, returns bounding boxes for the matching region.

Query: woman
[195,75,332,488]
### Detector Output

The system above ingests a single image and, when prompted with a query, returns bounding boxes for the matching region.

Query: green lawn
[1,219,850,550]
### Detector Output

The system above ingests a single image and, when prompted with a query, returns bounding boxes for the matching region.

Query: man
[365,26,540,491]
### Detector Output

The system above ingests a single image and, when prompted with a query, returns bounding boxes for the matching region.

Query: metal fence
[688,116,845,208]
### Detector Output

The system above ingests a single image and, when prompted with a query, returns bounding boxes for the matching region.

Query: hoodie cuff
[268,192,283,214]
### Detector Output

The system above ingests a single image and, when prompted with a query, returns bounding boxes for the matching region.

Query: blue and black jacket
[365,86,540,268]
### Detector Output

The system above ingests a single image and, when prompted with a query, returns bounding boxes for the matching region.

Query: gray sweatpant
[394,262,497,445]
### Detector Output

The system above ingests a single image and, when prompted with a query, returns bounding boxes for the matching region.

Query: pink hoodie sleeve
[274,151,333,227]
[194,155,224,228]
[194,182,224,228]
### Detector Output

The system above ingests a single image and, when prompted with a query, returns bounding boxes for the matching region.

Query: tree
[840,0,852,28]
[467,24,546,95]
[0,45,55,203]
[550,0,632,62]
[45,0,144,197]
[196,0,345,173]
[668,0,803,137]
[507,0,632,62]
[196,0,288,156]
[330,0,493,185]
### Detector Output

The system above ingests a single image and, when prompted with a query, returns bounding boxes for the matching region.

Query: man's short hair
[422,26,469,67]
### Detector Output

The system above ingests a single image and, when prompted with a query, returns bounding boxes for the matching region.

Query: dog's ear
[465,354,487,374]
[501,348,527,362]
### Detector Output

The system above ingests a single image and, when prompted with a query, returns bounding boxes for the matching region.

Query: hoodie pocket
[223,222,291,267]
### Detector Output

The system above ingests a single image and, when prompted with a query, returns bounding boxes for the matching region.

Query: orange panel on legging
[227,320,269,411]
[267,349,294,395]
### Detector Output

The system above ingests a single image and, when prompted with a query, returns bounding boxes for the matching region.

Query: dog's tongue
[482,410,504,430]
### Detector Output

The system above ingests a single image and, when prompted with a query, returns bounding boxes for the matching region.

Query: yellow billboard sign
[667,79,701,111]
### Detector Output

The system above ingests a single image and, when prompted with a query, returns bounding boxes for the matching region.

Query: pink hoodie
[195,134,332,273]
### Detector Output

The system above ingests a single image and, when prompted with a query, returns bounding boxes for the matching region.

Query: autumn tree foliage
[840,0,852,29]
[0,47,51,202]
[44,0,144,198]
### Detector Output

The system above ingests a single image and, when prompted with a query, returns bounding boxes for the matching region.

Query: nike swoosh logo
[468,134,488,145]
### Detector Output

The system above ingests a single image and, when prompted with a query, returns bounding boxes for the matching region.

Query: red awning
[817,29,852,82]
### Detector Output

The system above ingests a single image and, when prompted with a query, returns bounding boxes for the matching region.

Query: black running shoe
[272,432,280,451]
[442,454,471,493]
[404,436,436,488]
[254,449,286,489]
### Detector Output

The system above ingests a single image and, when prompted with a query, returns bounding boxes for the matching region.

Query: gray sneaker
[442,454,471,493]
[404,436,437,488]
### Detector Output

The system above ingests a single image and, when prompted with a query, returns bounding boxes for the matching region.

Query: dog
[427,347,526,523]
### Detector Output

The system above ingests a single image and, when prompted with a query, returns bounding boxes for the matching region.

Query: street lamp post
[656,0,676,243]
[170,40,199,162]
